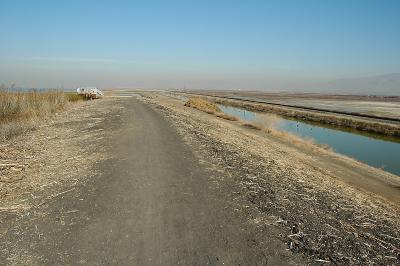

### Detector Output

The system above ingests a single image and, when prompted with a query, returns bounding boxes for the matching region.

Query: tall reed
[0,90,68,139]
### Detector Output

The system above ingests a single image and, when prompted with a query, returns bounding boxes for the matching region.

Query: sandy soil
[144,93,400,264]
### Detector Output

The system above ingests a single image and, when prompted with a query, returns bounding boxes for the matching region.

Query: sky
[0,0,399,90]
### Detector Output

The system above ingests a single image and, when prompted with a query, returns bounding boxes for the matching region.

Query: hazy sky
[1,0,399,89]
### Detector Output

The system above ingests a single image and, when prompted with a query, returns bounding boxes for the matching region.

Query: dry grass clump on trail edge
[239,119,333,151]
[215,112,239,121]
[184,97,221,114]
[0,90,84,140]
[241,122,262,130]
[185,97,240,122]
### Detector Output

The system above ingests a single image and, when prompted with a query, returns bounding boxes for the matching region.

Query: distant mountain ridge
[319,73,400,96]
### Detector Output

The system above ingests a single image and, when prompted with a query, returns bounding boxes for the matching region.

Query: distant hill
[319,73,400,96]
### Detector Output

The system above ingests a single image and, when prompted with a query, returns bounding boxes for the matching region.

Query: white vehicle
[76,87,104,99]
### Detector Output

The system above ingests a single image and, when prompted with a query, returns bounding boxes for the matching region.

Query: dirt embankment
[145,94,400,265]
[190,90,400,102]
[181,93,400,137]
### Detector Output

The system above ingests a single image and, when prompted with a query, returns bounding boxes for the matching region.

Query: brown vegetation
[238,116,332,151]
[0,90,85,140]
[215,113,239,121]
[184,97,221,113]
[241,122,262,130]
[65,92,87,102]
[185,97,240,122]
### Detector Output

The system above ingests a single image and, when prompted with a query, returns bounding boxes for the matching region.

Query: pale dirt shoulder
[0,98,119,216]
[0,97,129,264]
[145,93,400,264]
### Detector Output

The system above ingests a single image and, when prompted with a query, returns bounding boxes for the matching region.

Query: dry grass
[215,113,239,121]
[241,122,262,130]
[0,90,85,140]
[266,127,330,150]
[239,118,333,151]
[185,97,241,122]
[185,97,221,114]
[65,92,87,102]
[0,90,66,123]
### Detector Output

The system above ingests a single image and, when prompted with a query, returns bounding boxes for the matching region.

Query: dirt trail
[0,98,304,265]
[1,93,399,264]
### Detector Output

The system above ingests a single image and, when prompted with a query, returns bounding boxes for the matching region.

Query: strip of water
[218,105,400,176]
